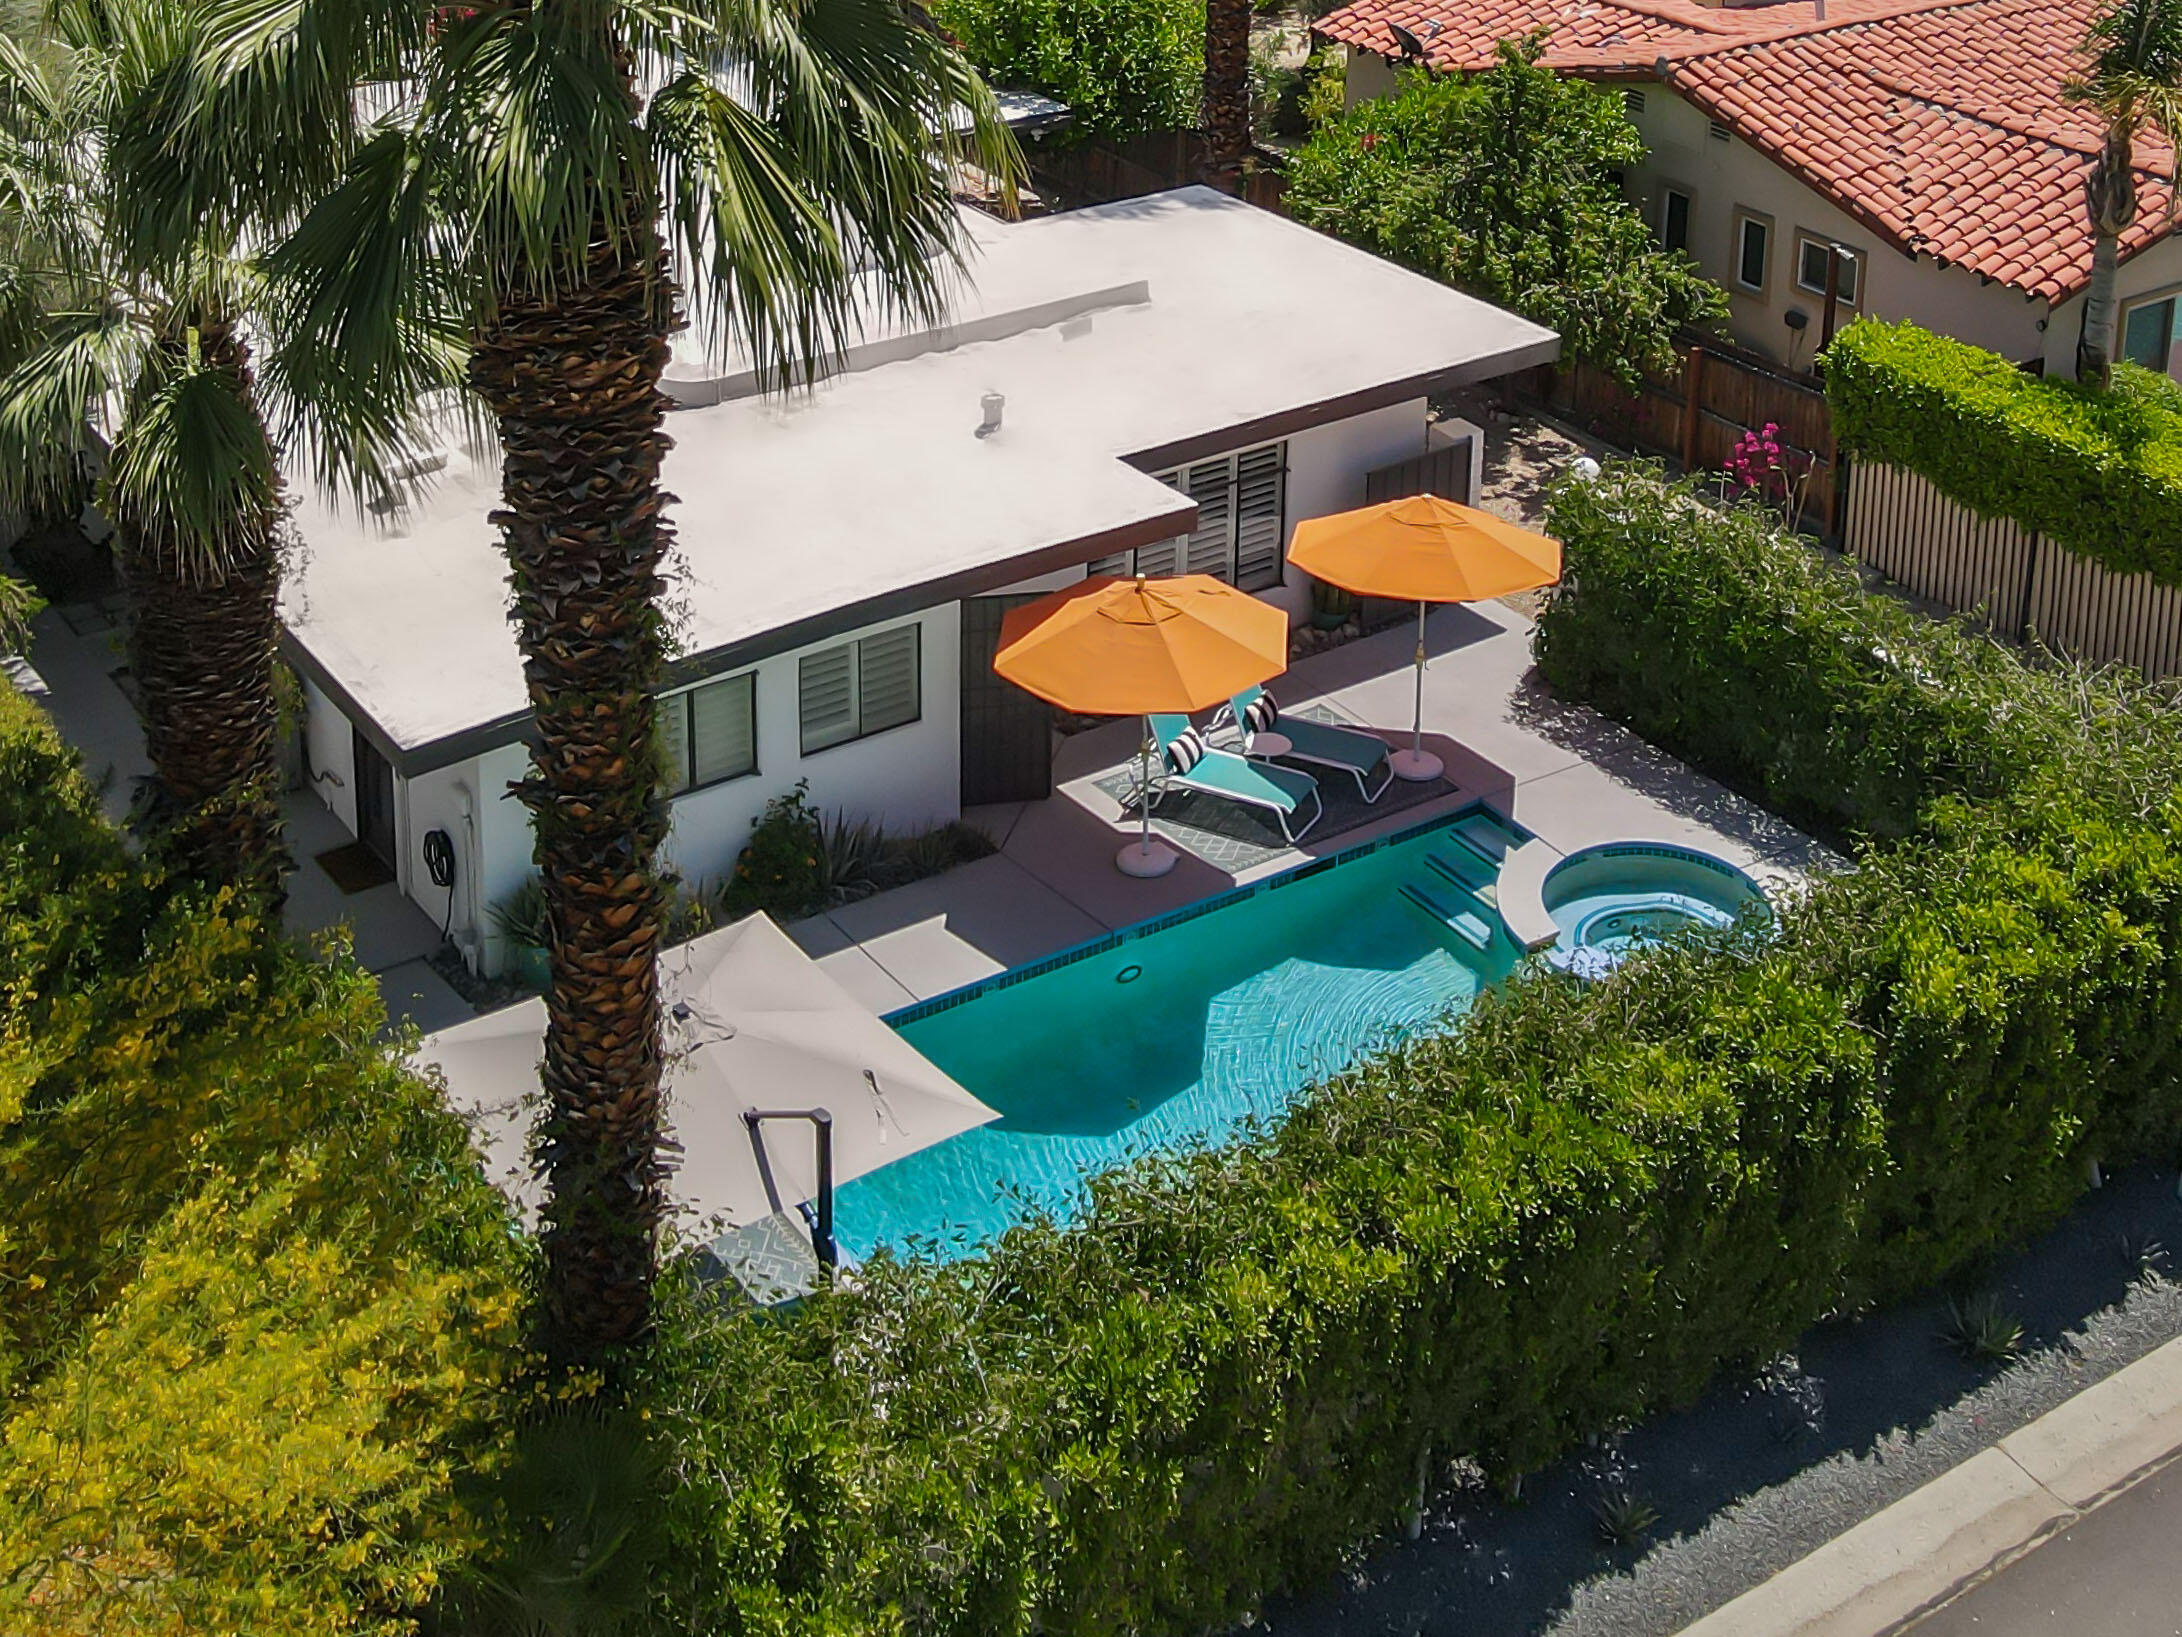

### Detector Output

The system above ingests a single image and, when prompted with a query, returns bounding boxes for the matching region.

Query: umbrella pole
[1117,715,1178,878]
[1390,600,1447,783]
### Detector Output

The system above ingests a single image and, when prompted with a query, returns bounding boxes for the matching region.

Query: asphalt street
[1909,1461,2182,1636]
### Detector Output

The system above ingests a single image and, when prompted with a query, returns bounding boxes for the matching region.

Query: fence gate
[1843,460,2182,680]
[1363,437,1473,505]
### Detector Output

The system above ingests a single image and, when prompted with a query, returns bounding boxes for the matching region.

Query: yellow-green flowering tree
[0,678,526,1635]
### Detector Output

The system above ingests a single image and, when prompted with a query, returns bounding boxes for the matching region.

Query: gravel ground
[1252,1165,2182,1637]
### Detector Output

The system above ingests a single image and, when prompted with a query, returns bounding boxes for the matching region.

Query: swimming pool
[830,808,1525,1258]
[1541,842,1767,976]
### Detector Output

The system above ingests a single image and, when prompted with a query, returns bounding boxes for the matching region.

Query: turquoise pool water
[831,810,1522,1259]
[1543,843,1767,974]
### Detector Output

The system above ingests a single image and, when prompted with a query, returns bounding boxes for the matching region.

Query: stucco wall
[2044,231,2182,376]
[657,602,962,897]
[400,742,534,972]
[1273,398,1440,618]
[1623,88,2046,369]
[301,677,358,833]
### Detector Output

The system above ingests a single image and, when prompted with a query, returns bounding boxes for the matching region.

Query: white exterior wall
[1623,88,2046,369]
[301,676,358,832]
[657,602,962,895]
[399,742,534,974]
[1272,398,1439,619]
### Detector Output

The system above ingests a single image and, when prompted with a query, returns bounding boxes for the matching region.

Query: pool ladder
[1398,812,1521,954]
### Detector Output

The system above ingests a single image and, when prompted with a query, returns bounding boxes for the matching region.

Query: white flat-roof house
[284,187,1557,975]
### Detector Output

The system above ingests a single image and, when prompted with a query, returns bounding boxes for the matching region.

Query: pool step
[1425,841,1499,903]
[1398,879,1496,952]
[1453,809,1523,862]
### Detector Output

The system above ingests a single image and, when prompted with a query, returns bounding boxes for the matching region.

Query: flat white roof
[285,188,1557,767]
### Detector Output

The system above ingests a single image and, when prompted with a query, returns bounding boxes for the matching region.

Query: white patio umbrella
[417,912,998,1266]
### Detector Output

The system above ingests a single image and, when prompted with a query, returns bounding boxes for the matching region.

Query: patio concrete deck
[785,598,1829,1006]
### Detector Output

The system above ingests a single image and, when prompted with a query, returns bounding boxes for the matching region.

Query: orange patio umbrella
[995,575,1288,876]
[1287,493,1561,782]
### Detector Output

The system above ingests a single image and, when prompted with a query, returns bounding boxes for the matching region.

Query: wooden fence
[1028,130,1288,213]
[1541,344,1841,535]
[1844,460,2182,680]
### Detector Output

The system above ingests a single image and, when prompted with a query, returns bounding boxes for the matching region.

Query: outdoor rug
[314,841,396,895]
[1089,706,1460,873]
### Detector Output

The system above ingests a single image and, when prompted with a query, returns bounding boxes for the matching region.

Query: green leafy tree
[0,4,420,902]
[189,0,1016,1376]
[2068,0,2182,385]
[1286,37,1727,386]
[934,0,1203,144]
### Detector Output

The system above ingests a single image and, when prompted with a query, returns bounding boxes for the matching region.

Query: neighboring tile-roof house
[1316,0,2178,305]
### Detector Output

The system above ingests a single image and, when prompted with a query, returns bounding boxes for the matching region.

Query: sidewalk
[1675,1334,2182,1637]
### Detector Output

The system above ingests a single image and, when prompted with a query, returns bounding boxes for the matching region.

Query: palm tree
[0,7,414,901]
[2071,0,2182,385]
[202,0,1016,1373]
[1201,0,1254,188]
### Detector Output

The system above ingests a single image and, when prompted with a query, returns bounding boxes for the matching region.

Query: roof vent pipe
[976,391,1005,439]
[1815,0,1826,18]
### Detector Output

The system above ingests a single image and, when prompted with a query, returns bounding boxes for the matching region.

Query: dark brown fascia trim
[306,496,1198,779]
[1121,338,1562,472]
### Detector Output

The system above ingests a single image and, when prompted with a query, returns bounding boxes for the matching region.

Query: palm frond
[108,336,280,577]
[0,303,142,516]
[644,0,1020,385]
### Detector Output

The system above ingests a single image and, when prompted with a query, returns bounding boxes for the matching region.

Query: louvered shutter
[1131,535,1185,577]
[690,672,757,784]
[799,644,857,753]
[657,689,692,793]
[1084,550,1132,578]
[1180,458,1237,579]
[1233,444,1287,591]
[856,624,921,736]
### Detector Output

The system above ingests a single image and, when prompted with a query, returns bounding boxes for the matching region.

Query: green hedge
[1535,463,2182,844]
[1824,318,2182,581]
[0,681,526,1637]
[642,471,2182,1634]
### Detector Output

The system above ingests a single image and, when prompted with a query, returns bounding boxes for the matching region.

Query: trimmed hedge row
[1535,463,2182,844]
[643,472,2182,1635]
[1824,317,2182,581]
[0,681,526,1636]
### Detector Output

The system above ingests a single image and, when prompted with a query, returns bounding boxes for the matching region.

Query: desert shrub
[0,680,524,1636]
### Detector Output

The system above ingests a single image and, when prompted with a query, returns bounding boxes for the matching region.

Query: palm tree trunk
[468,238,675,1374]
[116,322,288,904]
[1201,0,1254,189]
[2078,130,2136,386]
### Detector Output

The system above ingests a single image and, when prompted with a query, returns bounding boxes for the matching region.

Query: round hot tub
[1542,843,1767,976]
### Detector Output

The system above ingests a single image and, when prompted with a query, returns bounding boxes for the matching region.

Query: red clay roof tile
[1313,0,2172,303]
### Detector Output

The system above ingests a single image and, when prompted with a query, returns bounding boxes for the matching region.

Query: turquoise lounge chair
[1211,686,1394,804]
[1144,714,1324,844]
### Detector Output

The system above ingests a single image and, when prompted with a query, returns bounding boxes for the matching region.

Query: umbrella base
[1116,839,1179,878]
[1390,747,1444,782]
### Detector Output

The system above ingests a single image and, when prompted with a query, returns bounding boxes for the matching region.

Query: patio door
[351,725,397,869]
[959,596,1053,807]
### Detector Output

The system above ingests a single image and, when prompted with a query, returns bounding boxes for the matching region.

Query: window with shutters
[659,670,757,796]
[798,621,922,755]
[1084,441,1286,590]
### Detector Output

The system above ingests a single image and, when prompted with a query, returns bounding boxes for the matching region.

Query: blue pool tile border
[883,800,1525,1026]
[1546,840,1758,887]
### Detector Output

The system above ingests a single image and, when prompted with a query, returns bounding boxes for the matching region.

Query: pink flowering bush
[1723,422,1813,528]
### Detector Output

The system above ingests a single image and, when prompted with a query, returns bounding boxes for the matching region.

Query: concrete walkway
[789,597,1831,1012]
[1676,1336,2182,1637]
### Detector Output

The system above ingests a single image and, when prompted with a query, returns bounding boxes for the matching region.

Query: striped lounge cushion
[1164,725,1209,773]
[1242,691,1280,735]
